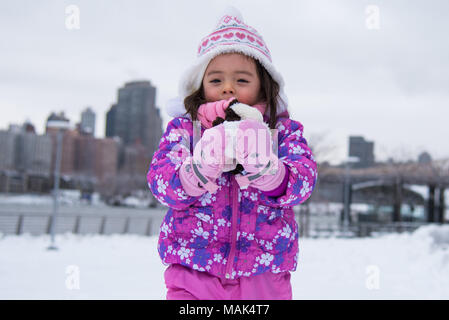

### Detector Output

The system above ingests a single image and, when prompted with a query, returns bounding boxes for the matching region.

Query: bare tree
[307,131,339,165]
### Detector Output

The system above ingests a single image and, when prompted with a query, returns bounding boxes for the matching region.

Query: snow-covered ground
[0,190,153,209]
[0,190,105,207]
[1,225,448,300]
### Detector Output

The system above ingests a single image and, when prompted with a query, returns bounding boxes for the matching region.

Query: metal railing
[0,212,431,238]
[297,219,429,238]
[0,213,163,237]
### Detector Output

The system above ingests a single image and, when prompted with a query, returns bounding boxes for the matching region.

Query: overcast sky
[1,0,448,164]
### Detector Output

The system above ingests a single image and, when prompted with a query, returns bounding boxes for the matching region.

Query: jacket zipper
[225,176,239,279]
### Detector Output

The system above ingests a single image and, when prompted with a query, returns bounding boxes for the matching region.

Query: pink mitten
[180,124,228,194]
[197,97,236,129]
[234,119,286,190]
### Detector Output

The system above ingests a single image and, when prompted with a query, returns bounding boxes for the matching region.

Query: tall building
[105,103,116,138]
[44,111,120,192]
[0,125,52,193]
[0,127,51,176]
[0,129,22,193]
[80,107,96,136]
[46,111,70,126]
[94,138,119,187]
[348,136,375,168]
[418,152,432,164]
[15,132,52,177]
[0,130,16,171]
[74,134,96,178]
[105,81,162,161]
[23,121,36,133]
[75,135,119,187]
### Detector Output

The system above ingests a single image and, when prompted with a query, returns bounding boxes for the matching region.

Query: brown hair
[183,55,281,129]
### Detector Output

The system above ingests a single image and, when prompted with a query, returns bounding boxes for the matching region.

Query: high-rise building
[418,152,432,164]
[46,111,70,127]
[0,125,52,193]
[0,130,16,171]
[0,113,120,193]
[105,103,117,138]
[0,127,51,177]
[74,134,96,178]
[348,136,375,168]
[94,138,119,186]
[80,107,96,136]
[75,135,119,186]
[15,132,52,177]
[23,121,36,133]
[105,81,162,161]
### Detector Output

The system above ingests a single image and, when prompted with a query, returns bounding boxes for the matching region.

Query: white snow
[0,191,104,207]
[1,225,448,300]
[0,191,152,208]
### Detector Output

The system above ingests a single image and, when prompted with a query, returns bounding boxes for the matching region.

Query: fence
[295,206,430,238]
[0,211,430,238]
[299,221,429,238]
[0,213,164,237]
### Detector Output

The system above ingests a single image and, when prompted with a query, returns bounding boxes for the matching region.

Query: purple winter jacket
[147,114,317,280]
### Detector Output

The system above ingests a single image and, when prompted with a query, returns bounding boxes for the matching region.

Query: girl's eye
[238,79,249,83]
[210,79,221,83]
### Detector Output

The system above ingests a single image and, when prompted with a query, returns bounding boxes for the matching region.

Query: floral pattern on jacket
[147,116,317,279]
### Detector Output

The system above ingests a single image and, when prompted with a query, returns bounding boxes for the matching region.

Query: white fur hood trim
[166,97,190,119]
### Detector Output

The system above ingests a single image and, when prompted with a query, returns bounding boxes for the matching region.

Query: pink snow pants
[164,264,292,300]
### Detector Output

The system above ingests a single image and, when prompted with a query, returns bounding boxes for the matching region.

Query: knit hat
[167,6,289,118]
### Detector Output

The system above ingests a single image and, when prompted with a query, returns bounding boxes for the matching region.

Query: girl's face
[202,53,262,106]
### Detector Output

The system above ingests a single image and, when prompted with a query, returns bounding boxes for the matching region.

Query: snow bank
[410,224,449,249]
[292,224,449,299]
[0,225,448,299]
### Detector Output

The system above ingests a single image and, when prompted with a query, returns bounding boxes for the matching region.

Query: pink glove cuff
[179,157,219,196]
[262,166,289,197]
[197,98,236,129]
[252,162,288,191]
[235,156,286,191]
[251,160,286,191]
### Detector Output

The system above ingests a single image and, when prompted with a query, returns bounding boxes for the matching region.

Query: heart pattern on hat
[197,15,272,63]
[236,32,245,40]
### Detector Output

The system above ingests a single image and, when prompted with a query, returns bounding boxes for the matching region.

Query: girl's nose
[222,82,234,95]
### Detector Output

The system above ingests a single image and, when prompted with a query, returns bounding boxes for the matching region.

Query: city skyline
[0,78,163,197]
[1,106,433,167]
[1,1,449,164]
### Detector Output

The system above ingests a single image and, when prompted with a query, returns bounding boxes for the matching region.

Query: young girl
[147,7,317,300]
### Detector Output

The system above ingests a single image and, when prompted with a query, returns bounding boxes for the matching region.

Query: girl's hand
[197,97,236,128]
[234,119,285,190]
[235,119,273,174]
[189,124,229,192]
